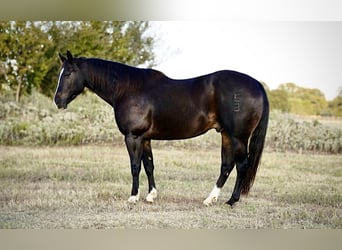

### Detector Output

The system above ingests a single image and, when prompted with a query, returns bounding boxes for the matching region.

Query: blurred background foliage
[264,82,342,117]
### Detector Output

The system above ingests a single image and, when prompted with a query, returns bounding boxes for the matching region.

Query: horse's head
[54,51,85,109]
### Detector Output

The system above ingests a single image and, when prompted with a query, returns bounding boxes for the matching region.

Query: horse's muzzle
[56,102,67,109]
[54,96,67,109]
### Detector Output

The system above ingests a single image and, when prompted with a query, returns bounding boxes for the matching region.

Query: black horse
[54,51,269,206]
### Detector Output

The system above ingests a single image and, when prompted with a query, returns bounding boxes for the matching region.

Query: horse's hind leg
[227,142,248,206]
[142,140,157,202]
[203,131,235,206]
[227,158,248,206]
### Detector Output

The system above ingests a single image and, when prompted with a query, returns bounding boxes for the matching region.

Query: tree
[327,88,342,116]
[278,83,327,115]
[268,89,290,112]
[0,21,155,101]
[0,21,51,102]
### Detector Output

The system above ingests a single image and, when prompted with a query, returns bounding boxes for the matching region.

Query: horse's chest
[114,99,152,135]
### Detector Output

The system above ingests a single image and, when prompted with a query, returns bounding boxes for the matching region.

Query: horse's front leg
[125,134,143,204]
[142,139,157,202]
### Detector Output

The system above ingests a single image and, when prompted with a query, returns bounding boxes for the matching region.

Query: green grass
[0,145,341,229]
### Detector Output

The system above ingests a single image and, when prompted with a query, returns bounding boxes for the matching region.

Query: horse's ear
[66,50,73,63]
[59,52,66,62]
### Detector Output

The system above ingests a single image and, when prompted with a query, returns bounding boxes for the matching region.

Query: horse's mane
[78,57,166,99]
[82,58,128,87]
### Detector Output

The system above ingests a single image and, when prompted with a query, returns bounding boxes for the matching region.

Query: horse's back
[136,69,267,141]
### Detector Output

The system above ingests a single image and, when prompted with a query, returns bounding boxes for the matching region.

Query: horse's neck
[85,61,117,107]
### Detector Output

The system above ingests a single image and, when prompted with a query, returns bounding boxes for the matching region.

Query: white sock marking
[203,185,221,206]
[146,188,157,203]
[127,189,140,204]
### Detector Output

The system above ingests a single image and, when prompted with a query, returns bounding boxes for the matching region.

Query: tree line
[265,82,342,117]
[0,21,155,102]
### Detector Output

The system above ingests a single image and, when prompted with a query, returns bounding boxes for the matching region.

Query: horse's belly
[145,112,220,140]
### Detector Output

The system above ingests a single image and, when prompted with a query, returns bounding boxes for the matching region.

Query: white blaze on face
[55,67,64,94]
[203,185,221,206]
[54,67,64,107]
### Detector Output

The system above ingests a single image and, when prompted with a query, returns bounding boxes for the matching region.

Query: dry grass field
[0,145,341,229]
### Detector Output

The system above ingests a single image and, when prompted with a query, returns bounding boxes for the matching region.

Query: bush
[0,92,121,146]
[266,111,342,153]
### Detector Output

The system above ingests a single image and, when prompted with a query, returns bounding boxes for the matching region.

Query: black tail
[241,87,269,195]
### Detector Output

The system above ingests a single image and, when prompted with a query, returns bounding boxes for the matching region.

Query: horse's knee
[131,164,141,176]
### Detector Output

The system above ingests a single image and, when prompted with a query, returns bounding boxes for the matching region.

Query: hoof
[226,197,238,207]
[226,200,234,207]
[127,190,140,204]
[203,196,217,206]
[146,188,157,203]
[203,185,221,206]
[127,195,139,204]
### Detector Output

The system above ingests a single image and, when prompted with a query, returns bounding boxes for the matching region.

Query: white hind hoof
[146,188,157,203]
[203,196,217,206]
[127,190,140,204]
[203,185,221,206]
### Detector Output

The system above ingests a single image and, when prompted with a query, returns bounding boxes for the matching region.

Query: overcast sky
[150,21,341,100]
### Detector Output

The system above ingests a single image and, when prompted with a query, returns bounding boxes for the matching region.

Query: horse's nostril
[54,95,65,109]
